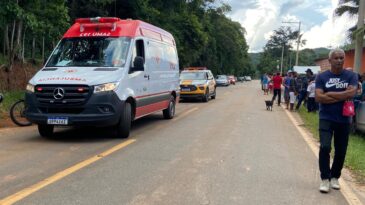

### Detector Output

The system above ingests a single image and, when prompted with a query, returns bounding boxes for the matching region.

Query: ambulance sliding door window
[131,39,145,71]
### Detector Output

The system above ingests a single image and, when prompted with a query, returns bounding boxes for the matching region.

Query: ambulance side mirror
[131,56,144,72]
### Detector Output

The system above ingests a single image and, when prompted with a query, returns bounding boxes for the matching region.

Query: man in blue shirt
[315,48,358,193]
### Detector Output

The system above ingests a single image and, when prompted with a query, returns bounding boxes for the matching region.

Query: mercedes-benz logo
[53,88,65,100]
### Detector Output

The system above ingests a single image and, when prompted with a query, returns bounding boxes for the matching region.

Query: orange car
[228,75,236,85]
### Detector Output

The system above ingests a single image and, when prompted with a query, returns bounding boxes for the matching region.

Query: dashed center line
[0,106,200,204]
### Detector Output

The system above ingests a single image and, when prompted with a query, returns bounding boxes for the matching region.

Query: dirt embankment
[0,62,41,91]
[0,62,41,129]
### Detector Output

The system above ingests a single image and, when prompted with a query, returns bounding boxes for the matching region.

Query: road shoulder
[284,107,365,205]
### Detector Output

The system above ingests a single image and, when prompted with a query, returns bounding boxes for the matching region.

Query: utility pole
[283,21,301,66]
[354,0,365,74]
[295,22,301,66]
[280,44,284,75]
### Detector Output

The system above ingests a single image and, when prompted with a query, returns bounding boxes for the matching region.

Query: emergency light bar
[77,17,121,32]
[75,17,121,24]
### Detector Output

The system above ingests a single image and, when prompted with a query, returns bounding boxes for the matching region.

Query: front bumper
[180,86,206,99]
[180,93,206,99]
[25,91,124,127]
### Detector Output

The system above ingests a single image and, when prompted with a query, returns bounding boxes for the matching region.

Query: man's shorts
[289,92,295,104]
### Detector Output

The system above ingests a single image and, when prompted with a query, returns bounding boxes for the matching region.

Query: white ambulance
[25,17,180,138]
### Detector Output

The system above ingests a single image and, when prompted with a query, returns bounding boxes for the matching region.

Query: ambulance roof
[63,17,175,45]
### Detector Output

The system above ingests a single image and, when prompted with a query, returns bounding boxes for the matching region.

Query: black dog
[265,100,273,111]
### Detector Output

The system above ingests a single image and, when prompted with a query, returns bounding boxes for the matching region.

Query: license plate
[181,88,190,92]
[47,117,68,125]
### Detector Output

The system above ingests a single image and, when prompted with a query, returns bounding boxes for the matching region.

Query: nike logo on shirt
[325,82,338,88]
[325,80,348,89]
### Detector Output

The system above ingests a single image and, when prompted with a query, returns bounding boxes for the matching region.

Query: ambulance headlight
[94,82,119,93]
[26,84,35,93]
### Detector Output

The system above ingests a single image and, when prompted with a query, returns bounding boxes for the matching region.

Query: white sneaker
[330,178,340,190]
[319,179,330,193]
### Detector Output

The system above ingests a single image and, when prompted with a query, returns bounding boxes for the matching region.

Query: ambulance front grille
[34,85,92,105]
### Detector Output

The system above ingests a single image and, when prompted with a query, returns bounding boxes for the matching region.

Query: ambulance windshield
[46,37,131,67]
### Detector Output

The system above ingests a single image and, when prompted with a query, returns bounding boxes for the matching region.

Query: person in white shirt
[307,80,316,112]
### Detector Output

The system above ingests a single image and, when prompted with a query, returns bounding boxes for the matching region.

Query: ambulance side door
[130,38,149,98]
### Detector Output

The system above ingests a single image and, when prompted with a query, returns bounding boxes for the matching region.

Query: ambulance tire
[163,96,175,119]
[115,102,131,138]
[211,88,216,100]
[202,89,209,102]
[38,124,54,138]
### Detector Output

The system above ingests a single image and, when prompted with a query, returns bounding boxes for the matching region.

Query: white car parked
[215,75,230,86]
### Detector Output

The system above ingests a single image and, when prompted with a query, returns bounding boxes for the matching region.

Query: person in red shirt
[271,72,283,105]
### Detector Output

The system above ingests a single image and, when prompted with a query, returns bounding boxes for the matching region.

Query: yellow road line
[283,108,362,205]
[0,106,198,204]
[172,107,198,121]
[0,139,136,205]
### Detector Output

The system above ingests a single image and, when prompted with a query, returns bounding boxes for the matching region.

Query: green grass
[298,107,365,182]
[346,134,365,180]
[298,108,319,139]
[0,91,25,119]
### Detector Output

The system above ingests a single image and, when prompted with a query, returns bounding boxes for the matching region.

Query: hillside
[312,47,330,59]
[248,53,261,70]
[249,47,330,71]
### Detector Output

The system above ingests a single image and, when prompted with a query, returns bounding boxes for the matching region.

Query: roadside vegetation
[298,108,365,182]
[0,0,253,91]
[0,91,25,119]
[252,26,330,76]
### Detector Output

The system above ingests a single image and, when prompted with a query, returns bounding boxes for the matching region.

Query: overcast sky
[223,0,356,53]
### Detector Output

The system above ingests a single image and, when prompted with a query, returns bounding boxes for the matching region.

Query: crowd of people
[261,68,316,112]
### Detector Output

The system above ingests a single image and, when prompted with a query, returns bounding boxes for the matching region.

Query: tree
[334,0,359,17]
[257,27,304,74]
[0,0,252,85]
[0,0,69,66]
[334,0,360,40]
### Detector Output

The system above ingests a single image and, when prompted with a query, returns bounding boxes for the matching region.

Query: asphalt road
[0,81,352,204]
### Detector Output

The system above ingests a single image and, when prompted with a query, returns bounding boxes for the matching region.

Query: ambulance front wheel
[115,102,132,138]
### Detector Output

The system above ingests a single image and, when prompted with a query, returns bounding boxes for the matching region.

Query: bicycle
[10,99,32,126]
